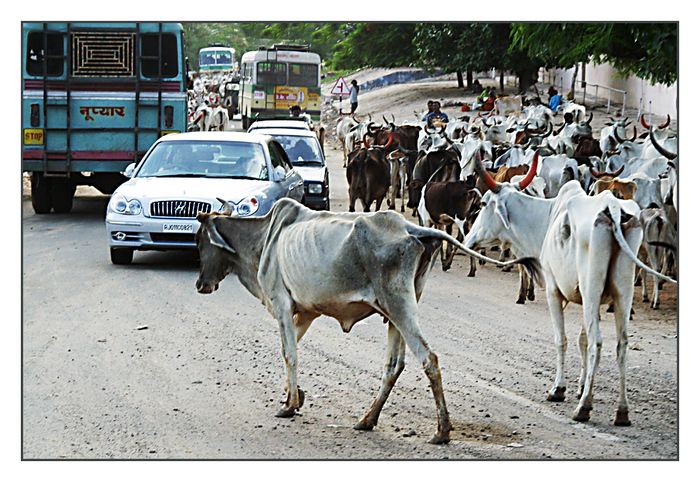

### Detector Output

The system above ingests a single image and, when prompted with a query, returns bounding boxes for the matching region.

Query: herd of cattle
[186,72,238,132]
[192,95,678,445]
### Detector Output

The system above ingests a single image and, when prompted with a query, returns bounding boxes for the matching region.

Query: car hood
[116,176,271,202]
[293,165,326,183]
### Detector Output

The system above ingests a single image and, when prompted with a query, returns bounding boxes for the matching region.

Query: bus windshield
[200,51,233,66]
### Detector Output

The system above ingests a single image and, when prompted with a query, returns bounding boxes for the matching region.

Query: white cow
[464,160,676,426]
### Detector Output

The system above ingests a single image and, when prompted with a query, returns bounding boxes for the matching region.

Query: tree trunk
[466,71,473,89]
[499,71,504,92]
[456,71,464,89]
[568,63,579,100]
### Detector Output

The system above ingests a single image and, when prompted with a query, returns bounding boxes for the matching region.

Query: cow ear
[438,214,455,225]
[208,218,237,255]
[197,211,209,223]
[495,198,511,229]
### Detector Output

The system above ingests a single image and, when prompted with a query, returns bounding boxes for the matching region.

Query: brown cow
[590,167,637,200]
[493,164,530,184]
[417,177,482,276]
[346,147,391,212]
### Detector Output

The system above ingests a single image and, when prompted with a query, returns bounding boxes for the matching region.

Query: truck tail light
[30,104,40,127]
[164,105,173,128]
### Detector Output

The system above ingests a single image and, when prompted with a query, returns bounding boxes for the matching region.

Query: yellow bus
[238,45,321,129]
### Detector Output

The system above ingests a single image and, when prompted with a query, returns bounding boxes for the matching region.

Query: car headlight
[109,194,142,215]
[306,182,323,195]
[220,196,260,217]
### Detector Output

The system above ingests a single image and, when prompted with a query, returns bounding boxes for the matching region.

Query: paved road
[22,140,678,459]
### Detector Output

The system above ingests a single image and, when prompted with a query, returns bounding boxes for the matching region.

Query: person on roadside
[548,86,563,113]
[349,79,360,114]
[425,101,449,126]
[421,100,435,122]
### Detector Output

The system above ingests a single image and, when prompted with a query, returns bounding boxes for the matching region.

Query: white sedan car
[105,131,304,265]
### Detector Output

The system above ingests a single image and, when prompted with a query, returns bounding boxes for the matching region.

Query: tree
[511,23,678,86]
[329,23,418,70]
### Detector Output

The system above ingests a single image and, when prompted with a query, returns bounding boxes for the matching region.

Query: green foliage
[329,23,418,69]
[511,23,678,86]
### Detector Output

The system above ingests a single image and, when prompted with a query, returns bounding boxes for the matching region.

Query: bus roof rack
[260,44,310,52]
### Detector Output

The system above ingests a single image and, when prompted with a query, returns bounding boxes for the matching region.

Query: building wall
[540,62,677,122]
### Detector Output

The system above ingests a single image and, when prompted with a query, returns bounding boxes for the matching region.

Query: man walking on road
[349,79,359,114]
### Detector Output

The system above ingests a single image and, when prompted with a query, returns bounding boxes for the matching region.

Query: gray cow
[194,198,540,444]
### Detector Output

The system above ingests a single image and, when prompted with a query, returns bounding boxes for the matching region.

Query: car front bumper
[105,214,201,250]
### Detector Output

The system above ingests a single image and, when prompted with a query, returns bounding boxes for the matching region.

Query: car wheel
[30,172,53,214]
[110,247,134,265]
[50,177,76,214]
[323,200,330,211]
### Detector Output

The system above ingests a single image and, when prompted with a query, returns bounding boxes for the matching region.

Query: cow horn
[609,117,616,124]
[384,132,395,149]
[590,168,603,179]
[391,113,396,123]
[351,114,359,124]
[623,117,630,126]
[554,123,566,135]
[576,110,581,122]
[585,112,593,125]
[518,152,539,190]
[611,165,625,178]
[613,126,625,144]
[363,132,372,149]
[543,121,553,137]
[474,157,501,193]
[649,127,678,160]
[383,115,389,125]
[640,114,650,130]
[216,197,233,216]
[658,114,671,129]
[368,114,373,122]
[628,125,637,141]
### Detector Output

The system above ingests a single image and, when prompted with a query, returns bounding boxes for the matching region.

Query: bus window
[257,62,286,85]
[26,32,64,76]
[141,33,178,78]
[288,63,318,88]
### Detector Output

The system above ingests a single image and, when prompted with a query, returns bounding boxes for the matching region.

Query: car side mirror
[273,165,286,182]
[124,163,136,178]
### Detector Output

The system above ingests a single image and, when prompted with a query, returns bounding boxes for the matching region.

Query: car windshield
[273,135,324,166]
[137,141,269,180]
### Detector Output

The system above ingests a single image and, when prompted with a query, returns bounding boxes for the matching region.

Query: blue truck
[22,22,188,213]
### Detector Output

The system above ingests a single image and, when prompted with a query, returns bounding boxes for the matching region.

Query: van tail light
[31,104,40,127]
[164,105,173,128]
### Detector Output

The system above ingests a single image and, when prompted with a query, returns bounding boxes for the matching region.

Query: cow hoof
[516,298,525,305]
[428,432,451,445]
[467,271,476,278]
[353,419,376,431]
[297,387,305,408]
[573,407,592,423]
[606,304,615,313]
[642,295,649,302]
[631,307,635,315]
[634,278,642,287]
[651,302,659,310]
[275,406,297,418]
[527,292,535,301]
[401,207,405,213]
[614,410,631,426]
[441,264,451,272]
[546,386,566,402]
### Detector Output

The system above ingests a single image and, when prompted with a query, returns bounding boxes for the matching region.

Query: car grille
[150,200,211,218]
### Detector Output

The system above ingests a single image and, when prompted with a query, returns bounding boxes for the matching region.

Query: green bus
[238,44,321,129]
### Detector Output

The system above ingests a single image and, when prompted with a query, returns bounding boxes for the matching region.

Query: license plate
[162,223,194,233]
[24,128,44,145]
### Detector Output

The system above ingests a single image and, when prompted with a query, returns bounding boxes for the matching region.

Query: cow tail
[406,224,543,285]
[605,205,678,284]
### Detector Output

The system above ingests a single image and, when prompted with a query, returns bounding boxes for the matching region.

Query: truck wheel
[50,178,76,214]
[110,247,134,265]
[30,173,53,214]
